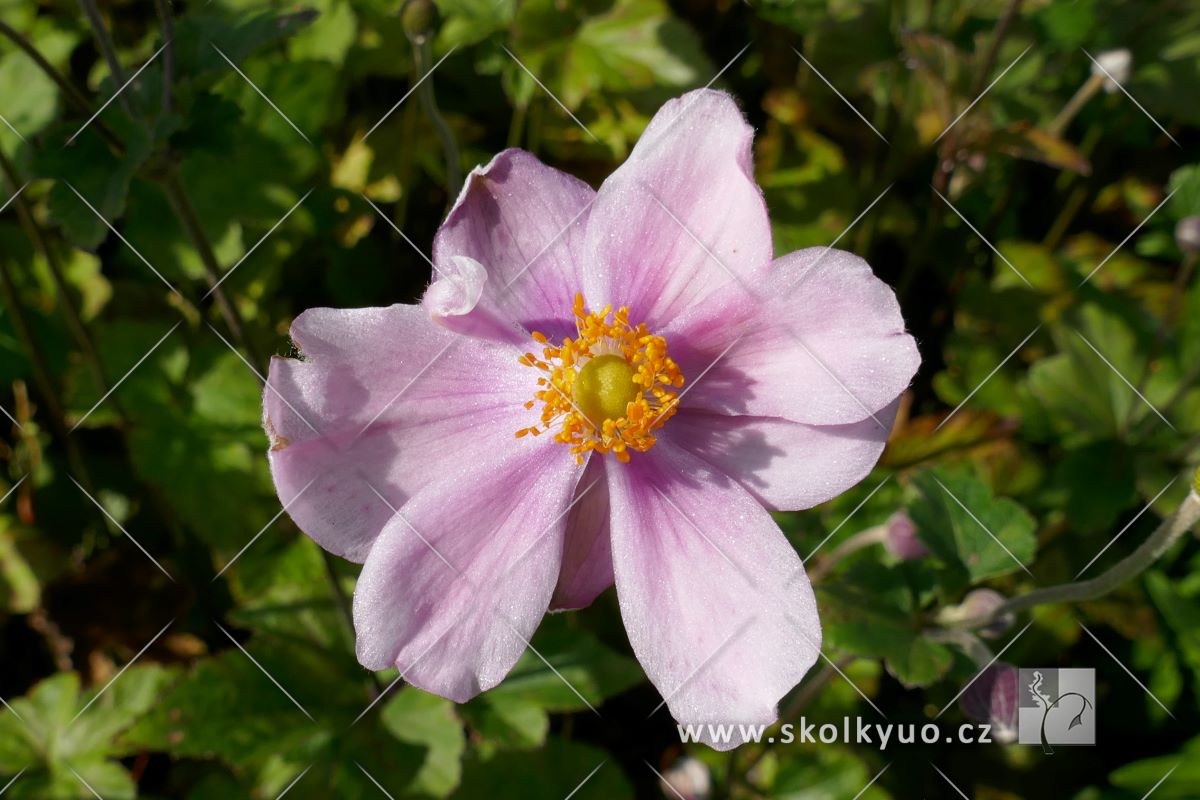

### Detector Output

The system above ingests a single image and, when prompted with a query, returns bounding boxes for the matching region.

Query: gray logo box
[1017,668,1096,749]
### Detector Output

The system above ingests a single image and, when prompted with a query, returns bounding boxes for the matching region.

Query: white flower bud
[1091,49,1132,93]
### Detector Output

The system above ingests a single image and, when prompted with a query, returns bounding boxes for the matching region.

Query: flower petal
[352,438,583,701]
[550,458,614,611]
[666,400,898,512]
[430,148,594,339]
[671,247,920,426]
[581,89,772,330]
[607,441,821,750]
[264,304,535,562]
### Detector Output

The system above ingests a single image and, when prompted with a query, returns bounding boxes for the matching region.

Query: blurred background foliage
[1,0,1199,797]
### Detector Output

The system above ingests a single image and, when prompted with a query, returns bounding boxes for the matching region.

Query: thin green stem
[153,0,175,116]
[0,253,97,497]
[0,148,111,399]
[159,168,264,370]
[77,0,135,117]
[809,524,888,583]
[942,486,1200,629]
[413,38,462,200]
[321,549,385,696]
[0,20,123,151]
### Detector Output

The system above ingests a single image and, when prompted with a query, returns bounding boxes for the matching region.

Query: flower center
[516,294,685,463]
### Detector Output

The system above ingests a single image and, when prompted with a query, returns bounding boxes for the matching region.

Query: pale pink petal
[669,247,919,426]
[431,148,594,339]
[581,89,772,330]
[607,441,821,750]
[353,438,583,701]
[550,458,613,611]
[422,255,526,344]
[666,399,898,512]
[264,304,536,562]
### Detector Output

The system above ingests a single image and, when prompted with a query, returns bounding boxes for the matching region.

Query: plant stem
[77,0,135,117]
[809,524,888,583]
[321,549,385,695]
[412,38,462,200]
[0,148,112,399]
[1049,74,1104,138]
[153,0,175,115]
[0,253,97,496]
[0,20,122,151]
[159,168,264,370]
[943,485,1200,629]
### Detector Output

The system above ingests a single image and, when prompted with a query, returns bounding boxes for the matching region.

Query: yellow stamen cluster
[516,294,685,463]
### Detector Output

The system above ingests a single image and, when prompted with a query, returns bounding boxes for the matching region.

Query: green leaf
[0,667,169,797]
[819,561,953,688]
[33,126,153,252]
[456,738,630,799]
[1168,163,1200,220]
[485,618,642,712]
[908,468,1037,582]
[460,692,549,750]
[380,688,466,797]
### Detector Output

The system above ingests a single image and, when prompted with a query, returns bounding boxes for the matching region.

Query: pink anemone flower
[263,89,919,749]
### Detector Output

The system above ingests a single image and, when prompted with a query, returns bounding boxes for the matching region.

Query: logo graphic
[1017,668,1095,752]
